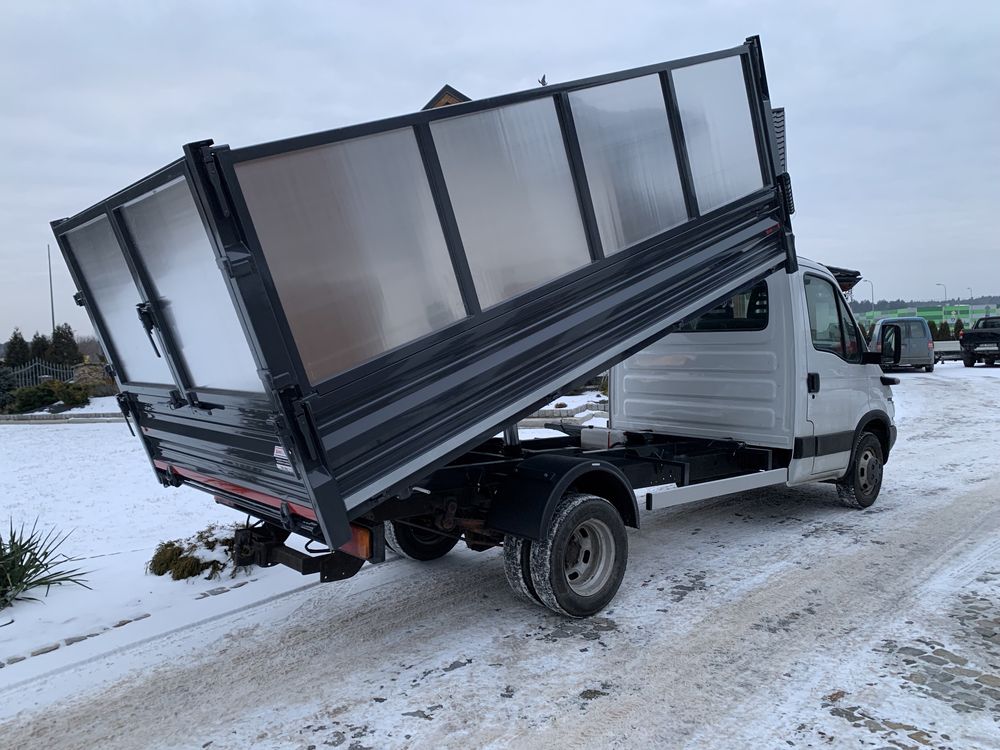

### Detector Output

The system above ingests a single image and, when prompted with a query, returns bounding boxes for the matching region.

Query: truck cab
[611,258,897,488]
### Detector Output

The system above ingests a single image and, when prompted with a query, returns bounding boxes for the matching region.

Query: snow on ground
[32,395,120,415]
[1,364,999,749]
[539,390,606,411]
[59,395,119,414]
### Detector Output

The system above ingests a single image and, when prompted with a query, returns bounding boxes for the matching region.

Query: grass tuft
[147,524,244,581]
[0,519,90,610]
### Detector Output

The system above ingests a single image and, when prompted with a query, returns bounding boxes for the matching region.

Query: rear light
[928,341,934,350]
[339,524,373,560]
[959,330,964,339]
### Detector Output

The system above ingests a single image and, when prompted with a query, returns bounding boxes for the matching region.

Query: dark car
[960,317,1000,367]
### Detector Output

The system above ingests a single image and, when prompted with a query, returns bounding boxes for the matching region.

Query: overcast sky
[1,0,998,338]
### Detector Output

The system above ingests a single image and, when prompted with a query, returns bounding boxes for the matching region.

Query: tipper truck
[51,37,901,617]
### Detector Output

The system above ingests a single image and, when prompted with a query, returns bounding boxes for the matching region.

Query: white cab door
[802,274,870,477]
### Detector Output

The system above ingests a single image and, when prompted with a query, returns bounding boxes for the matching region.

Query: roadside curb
[0,414,124,424]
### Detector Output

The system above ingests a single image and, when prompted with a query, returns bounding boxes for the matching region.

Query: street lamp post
[863,279,875,324]
[968,286,974,323]
[936,282,948,324]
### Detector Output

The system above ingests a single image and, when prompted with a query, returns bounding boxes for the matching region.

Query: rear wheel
[384,520,459,561]
[503,536,541,604]
[986,357,997,368]
[836,432,884,509]
[528,493,628,618]
[963,354,976,368]
[924,363,934,373]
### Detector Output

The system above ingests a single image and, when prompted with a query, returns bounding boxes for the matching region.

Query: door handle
[807,372,821,393]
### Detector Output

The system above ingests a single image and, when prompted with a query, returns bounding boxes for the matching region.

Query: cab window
[676,280,769,332]
[835,291,863,362]
[805,274,860,362]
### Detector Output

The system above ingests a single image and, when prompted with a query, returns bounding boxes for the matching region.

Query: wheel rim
[857,447,882,496]
[563,518,616,597]
[408,525,447,546]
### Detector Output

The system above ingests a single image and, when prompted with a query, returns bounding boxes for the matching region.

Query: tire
[924,364,934,373]
[963,354,976,368]
[383,520,459,561]
[528,493,628,618]
[503,535,541,604]
[986,358,997,368]
[836,432,884,509]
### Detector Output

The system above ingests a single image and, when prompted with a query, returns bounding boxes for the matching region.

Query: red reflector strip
[155,461,317,520]
[156,460,371,560]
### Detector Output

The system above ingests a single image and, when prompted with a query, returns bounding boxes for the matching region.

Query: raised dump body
[52,36,795,549]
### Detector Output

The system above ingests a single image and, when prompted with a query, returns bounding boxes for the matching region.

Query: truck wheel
[836,432,884,509]
[986,358,997,368]
[503,536,541,604]
[963,354,976,368]
[384,520,459,561]
[529,493,628,618]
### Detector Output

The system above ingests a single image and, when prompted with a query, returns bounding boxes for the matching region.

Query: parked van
[870,317,934,372]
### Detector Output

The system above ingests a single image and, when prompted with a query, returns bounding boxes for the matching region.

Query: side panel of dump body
[212,38,794,539]
[53,38,795,548]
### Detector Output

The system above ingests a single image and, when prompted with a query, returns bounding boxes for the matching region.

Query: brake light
[959,329,964,339]
[928,341,934,350]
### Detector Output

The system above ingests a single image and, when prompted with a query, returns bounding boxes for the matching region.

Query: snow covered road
[2,365,999,749]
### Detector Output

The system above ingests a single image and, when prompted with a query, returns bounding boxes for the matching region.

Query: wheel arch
[855,410,893,463]
[486,454,638,541]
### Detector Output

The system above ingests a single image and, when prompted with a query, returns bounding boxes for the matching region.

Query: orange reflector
[339,524,372,561]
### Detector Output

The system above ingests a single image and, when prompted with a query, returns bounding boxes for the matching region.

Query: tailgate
[51,161,322,537]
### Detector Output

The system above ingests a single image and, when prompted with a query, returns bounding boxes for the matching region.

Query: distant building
[423,84,471,110]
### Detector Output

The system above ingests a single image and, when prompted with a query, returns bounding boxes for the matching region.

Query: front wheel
[528,493,628,618]
[836,432,884,509]
[384,520,459,561]
[963,354,976,368]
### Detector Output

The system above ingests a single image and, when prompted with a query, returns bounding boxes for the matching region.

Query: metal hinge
[216,250,254,279]
[104,363,117,379]
[73,291,86,307]
[201,147,232,218]
[295,410,322,462]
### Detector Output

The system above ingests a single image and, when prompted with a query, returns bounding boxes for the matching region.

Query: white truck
[51,37,901,619]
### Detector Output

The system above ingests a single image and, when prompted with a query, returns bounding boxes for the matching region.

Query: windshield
[975,318,1000,329]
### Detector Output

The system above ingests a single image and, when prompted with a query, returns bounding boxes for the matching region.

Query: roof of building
[423,84,471,110]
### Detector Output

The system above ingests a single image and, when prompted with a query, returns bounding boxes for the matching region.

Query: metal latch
[135,302,161,357]
[73,291,86,307]
[116,392,136,436]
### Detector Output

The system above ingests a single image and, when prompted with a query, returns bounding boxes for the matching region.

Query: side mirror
[879,324,901,365]
[862,324,901,365]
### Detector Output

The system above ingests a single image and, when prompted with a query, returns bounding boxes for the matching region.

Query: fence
[9,359,76,388]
